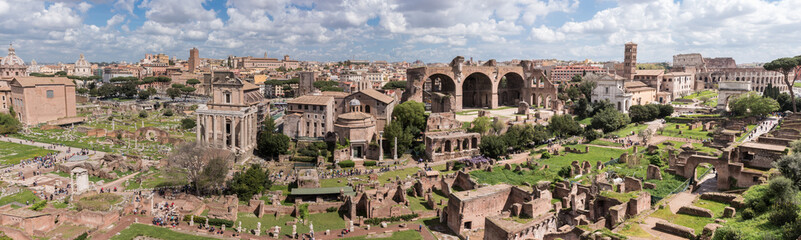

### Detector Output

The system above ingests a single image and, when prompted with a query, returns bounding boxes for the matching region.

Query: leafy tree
[119,81,138,98]
[573,98,594,119]
[763,83,782,99]
[97,84,117,98]
[479,135,507,159]
[775,154,801,189]
[197,156,230,195]
[583,128,602,142]
[504,124,536,150]
[468,116,493,134]
[764,56,801,112]
[571,74,582,83]
[256,118,291,159]
[186,78,201,86]
[392,101,426,134]
[0,113,20,134]
[565,86,582,101]
[382,81,407,90]
[166,87,181,100]
[591,108,631,133]
[657,104,674,118]
[769,177,798,206]
[181,86,196,99]
[138,90,151,100]
[530,124,552,144]
[313,81,343,92]
[629,104,661,122]
[729,92,779,117]
[168,142,232,195]
[227,164,273,200]
[181,118,196,129]
[147,86,157,95]
[549,115,582,138]
[382,121,414,155]
[578,78,597,102]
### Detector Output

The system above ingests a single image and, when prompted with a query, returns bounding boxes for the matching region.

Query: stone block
[654,221,695,239]
[678,205,714,218]
[723,207,736,218]
[643,182,656,189]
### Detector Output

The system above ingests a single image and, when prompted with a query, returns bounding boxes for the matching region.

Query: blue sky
[1,0,800,64]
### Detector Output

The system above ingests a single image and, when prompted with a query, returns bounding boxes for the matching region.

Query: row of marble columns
[197,113,257,151]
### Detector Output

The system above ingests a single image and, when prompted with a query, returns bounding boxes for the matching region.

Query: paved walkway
[741,116,779,142]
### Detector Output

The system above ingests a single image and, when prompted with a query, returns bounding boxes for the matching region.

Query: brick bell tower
[623,42,637,80]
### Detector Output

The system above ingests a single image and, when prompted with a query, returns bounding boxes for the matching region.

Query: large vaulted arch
[499,72,525,106]
[462,72,493,108]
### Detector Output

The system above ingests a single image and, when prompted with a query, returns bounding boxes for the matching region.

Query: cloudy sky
[1,0,801,64]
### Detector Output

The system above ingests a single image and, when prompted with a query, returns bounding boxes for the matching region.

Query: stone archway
[499,72,525,106]
[463,72,493,108]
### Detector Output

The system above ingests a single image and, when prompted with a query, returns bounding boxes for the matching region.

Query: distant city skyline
[2,0,800,64]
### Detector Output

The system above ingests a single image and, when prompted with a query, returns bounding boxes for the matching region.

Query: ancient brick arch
[676,155,732,190]
[402,56,564,112]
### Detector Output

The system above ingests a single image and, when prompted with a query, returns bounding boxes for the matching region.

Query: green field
[608,123,649,137]
[111,223,218,240]
[658,123,712,140]
[537,144,634,171]
[679,90,717,100]
[470,165,559,187]
[0,189,40,206]
[650,207,714,234]
[0,141,57,165]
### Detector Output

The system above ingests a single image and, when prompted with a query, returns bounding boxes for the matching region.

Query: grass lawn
[671,101,691,105]
[679,90,717,100]
[719,208,783,239]
[658,123,712,140]
[537,144,633,172]
[588,139,623,147]
[470,165,559,187]
[0,141,57,165]
[51,201,69,209]
[0,189,40,206]
[650,207,714,233]
[600,191,641,202]
[644,170,687,199]
[12,128,114,153]
[111,223,219,240]
[795,82,801,88]
[578,117,593,125]
[692,199,729,218]
[695,164,712,179]
[609,123,649,137]
[76,193,122,211]
[340,230,423,240]
[320,167,420,188]
[237,212,347,237]
[137,168,188,189]
[408,189,448,212]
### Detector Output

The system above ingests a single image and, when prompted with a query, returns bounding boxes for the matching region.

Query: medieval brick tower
[623,42,637,80]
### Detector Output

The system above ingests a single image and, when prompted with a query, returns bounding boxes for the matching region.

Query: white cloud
[106,14,125,27]
[530,25,565,42]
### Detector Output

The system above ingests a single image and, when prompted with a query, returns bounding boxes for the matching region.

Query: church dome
[75,54,90,67]
[1,44,24,66]
[349,98,361,106]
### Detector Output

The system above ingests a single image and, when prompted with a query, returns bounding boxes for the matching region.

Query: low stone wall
[307,202,344,214]
[678,205,714,218]
[699,192,738,204]
[654,221,695,239]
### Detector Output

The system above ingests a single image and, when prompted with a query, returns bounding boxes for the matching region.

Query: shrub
[364,160,377,166]
[740,208,755,220]
[163,109,173,116]
[364,213,419,225]
[138,110,147,118]
[648,155,663,167]
[29,200,47,211]
[182,215,233,227]
[768,204,799,226]
[583,129,602,142]
[180,118,196,129]
[338,160,355,168]
[782,220,801,240]
[326,207,338,213]
[541,152,552,159]
[712,226,741,240]
[298,204,309,219]
[558,166,571,178]
[73,232,88,240]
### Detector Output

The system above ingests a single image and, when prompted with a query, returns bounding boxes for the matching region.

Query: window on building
[224,92,231,103]
[46,90,54,98]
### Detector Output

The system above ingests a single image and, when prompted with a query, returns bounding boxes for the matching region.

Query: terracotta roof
[337,111,373,120]
[242,80,259,91]
[357,88,394,104]
[11,76,74,87]
[635,70,664,76]
[287,95,334,105]
[624,81,649,88]
[0,80,10,91]
[320,91,349,97]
